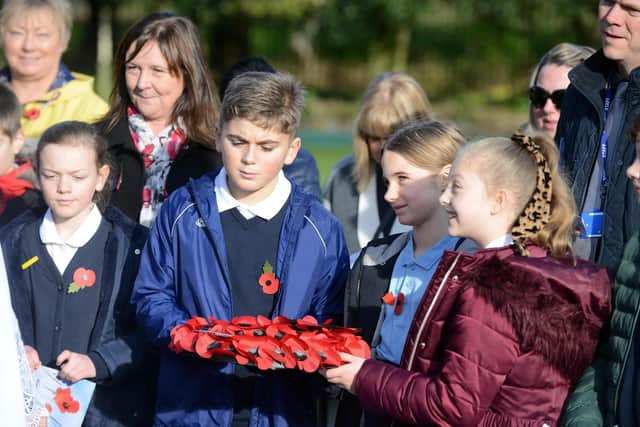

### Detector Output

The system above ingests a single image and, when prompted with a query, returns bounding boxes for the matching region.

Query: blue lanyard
[600,84,613,187]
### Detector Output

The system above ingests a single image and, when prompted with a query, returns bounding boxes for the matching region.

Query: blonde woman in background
[323,72,432,254]
[524,42,595,138]
[0,0,108,149]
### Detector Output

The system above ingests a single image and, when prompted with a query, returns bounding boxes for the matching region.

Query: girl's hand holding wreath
[321,352,366,394]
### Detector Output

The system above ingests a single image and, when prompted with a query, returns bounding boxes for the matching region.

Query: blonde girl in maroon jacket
[324,133,611,426]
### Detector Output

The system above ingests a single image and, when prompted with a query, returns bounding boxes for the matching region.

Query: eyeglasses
[361,132,387,145]
[529,86,565,109]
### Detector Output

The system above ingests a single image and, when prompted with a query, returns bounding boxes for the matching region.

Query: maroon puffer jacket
[355,245,611,427]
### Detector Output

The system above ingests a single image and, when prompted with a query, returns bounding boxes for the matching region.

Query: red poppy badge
[67,267,96,294]
[258,261,279,295]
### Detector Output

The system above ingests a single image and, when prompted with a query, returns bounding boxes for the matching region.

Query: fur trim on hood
[470,255,601,382]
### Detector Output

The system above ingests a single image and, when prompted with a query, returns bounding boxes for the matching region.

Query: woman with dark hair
[100,12,222,225]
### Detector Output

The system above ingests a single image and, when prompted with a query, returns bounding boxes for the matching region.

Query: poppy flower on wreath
[258,260,279,295]
[54,387,80,414]
[168,314,371,372]
[67,267,96,294]
[23,108,40,121]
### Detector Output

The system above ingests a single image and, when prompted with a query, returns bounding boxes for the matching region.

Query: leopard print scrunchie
[510,133,552,255]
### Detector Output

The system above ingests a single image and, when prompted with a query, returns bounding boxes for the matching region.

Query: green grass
[297,92,530,187]
[299,130,352,186]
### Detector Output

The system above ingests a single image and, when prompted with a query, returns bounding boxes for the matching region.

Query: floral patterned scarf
[127,106,185,227]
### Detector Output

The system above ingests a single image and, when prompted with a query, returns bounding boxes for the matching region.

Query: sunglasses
[529,86,565,109]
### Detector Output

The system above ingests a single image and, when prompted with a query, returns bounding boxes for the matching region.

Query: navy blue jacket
[1,206,154,427]
[132,171,349,426]
[556,50,640,270]
[283,147,322,201]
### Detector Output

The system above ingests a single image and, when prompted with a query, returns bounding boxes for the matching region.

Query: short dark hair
[218,57,276,100]
[0,83,22,137]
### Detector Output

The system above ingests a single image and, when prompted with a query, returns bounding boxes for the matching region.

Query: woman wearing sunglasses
[525,43,595,138]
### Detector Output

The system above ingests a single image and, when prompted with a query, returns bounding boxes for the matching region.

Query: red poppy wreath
[169,315,370,372]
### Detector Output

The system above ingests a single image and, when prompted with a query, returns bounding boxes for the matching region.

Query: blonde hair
[1,0,72,47]
[528,42,595,126]
[382,120,464,172]
[459,133,576,257]
[353,72,432,192]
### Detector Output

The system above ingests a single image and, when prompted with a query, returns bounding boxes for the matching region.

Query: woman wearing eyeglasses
[323,72,432,254]
[525,43,595,139]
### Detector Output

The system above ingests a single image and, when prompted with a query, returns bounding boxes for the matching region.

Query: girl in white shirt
[1,121,153,426]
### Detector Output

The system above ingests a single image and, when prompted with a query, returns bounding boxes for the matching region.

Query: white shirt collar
[39,204,103,248]
[215,168,291,220]
[484,234,513,249]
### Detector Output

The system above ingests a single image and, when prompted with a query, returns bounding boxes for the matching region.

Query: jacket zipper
[387,254,462,427]
[406,253,462,370]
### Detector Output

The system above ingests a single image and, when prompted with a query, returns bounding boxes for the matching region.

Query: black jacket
[98,118,223,222]
[1,206,154,426]
[556,50,640,271]
[0,188,43,227]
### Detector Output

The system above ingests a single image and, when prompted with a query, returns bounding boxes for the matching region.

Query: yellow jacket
[21,72,109,142]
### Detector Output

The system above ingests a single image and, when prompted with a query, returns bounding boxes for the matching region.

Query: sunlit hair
[36,121,112,207]
[220,71,304,137]
[458,133,576,257]
[0,0,72,48]
[528,43,595,126]
[0,83,21,137]
[353,72,432,193]
[104,12,220,146]
[382,120,465,172]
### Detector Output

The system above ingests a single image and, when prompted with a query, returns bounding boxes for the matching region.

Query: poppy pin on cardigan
[258,261,279,295]
[67,267,96,294]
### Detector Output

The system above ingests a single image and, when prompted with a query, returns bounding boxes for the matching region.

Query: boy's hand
[56,350,96,383]
[24,345,41,371]
[321,352,366,395]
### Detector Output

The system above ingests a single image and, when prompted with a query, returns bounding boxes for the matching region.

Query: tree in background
[58,0,598,121]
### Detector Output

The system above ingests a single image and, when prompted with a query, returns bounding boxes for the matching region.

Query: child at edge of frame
[0,83,42,226]
[1,120,154,426]
[131,71,350,427]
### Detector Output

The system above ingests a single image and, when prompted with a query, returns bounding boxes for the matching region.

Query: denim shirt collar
[0,62,74,92]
